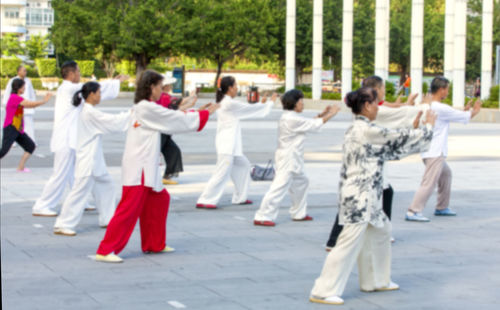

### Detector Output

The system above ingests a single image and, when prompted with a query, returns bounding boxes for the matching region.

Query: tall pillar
[341,0,353,98]
[481,0,493,100]
[286,0,296,91]
[452,0,467,108]
[410,0,424,96]
[374,0,387,80]
[385,0,390,81]
[312,0,323,100]
[444,0,455,80]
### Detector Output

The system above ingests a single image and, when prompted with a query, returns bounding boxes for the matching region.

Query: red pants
[96,184,170,255]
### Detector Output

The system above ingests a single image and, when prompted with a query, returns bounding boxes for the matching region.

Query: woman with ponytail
[0,78,52,171]
[95,70,218,263]
[196,76,278,209]
[309,87,437,305]
[53,82,131,236]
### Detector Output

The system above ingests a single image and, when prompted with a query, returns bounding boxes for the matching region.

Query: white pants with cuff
[54,173,117,230]
[197,154,251,205]
[254,171,309,221]
[311,221,392,298]
[32,148,75,213]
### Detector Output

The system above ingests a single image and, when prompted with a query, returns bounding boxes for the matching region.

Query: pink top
[3,94,25,133]
[157,92,172,108]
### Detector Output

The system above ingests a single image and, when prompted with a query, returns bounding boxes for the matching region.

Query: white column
[312,0,323,100]
[452,0,467,108]
[374,0,387,80]
[481,0,493,100]
[342,0,353,98]
[385,0,390,81]
[444,0,455,80]
[410,0,424,96]
[286,0,296,91]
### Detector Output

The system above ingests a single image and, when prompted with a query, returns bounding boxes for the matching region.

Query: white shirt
[421,101,471,159]
[275,111,324,173]
[375,104,430,129]
[121,100,205,191]
[50,80,120,152]
[74,103,131,178]
[2,76,36,115]
[215,95,274,156]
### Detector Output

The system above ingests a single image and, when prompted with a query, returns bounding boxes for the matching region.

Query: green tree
[185,0,278,86]
[25,35,49,60]
[1,34,24,57]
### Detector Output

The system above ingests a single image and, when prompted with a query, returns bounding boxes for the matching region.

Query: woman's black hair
[72,81,100,107]
[281,89,304,110]
[11,78,25,94]
[61,61,78,79]
[135,70,164,103]
[345,87,378,114]
[216,76,236,103]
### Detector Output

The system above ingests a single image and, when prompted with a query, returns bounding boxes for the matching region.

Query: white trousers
[54,173,117,229]
[23,114,35,143]
[311,221,392,298]
[254,170,309,221]
[33,148,75,213]
[197,154,251,205]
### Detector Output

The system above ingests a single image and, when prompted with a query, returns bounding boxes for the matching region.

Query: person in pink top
[0,78,52,171]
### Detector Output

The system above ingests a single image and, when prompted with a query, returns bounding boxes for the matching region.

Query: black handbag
[250,160,275,181]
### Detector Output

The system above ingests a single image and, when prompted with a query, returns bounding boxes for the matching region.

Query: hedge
[76,60,95,77]
[0,58,22,77]
[116,60,136,76]
[35,58,57,77]
[1,77,62,90]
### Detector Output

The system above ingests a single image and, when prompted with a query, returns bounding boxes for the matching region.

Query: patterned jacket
[339,116,433,227]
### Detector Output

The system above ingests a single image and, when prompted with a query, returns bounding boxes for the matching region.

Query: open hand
[412,111,423,128]
[43,92,53,102]
[407,93,418,106]
[464,98,474,111]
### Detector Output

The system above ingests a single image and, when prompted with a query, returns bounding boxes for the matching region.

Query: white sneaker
[376,281,400,291]
[53,227,76,236]
[309,295,344,305]
[95,253,123,263]
[32,209,58,217]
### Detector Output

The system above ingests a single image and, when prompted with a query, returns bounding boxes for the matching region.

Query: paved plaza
[1,96,500,309]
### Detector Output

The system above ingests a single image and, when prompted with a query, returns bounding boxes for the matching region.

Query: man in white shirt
[2,65,37,142]
[406,76,482,222]
[32,61,126,217]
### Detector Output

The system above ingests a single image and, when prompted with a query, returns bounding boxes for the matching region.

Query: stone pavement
[1,97,500,309]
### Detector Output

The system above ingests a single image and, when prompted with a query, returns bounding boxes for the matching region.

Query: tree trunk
[103,59,115,78]
[135,53,150,77]
[214,60,224,87]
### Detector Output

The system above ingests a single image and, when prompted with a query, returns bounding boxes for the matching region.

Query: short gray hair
[430,76,449,94]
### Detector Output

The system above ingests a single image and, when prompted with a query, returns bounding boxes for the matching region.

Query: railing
[3,17,26,27]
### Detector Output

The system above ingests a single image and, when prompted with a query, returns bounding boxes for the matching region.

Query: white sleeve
[98,80,120,101]
[289,117,324,133]
[136,102,201,135]
[87,108,131,134]
[2,79,13,107]
[226,99,274,120]
[25,78,37,101]
[435,104,471,124]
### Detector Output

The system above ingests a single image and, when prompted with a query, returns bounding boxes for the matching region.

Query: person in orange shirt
[403,74,411,96]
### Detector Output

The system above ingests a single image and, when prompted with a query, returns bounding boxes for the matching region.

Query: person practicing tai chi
[325,75,430,249]
[157,76,197,185]
[53,82,131,236]
[0,78,52,171]
[2,65,38,143]
[253,89,339,226]
[309,87,436,305]
[406,76,482,222]
[95,70,217,263]
[32,61,127,217]
[196,76,278,209]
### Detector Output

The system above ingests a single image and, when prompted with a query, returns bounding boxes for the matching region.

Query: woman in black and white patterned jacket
[309,87,437,305]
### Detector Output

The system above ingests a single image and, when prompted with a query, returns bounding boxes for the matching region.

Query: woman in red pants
[96,70,217,263]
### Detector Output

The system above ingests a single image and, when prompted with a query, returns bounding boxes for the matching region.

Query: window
[4,8,20,19]
[48,1,52,8]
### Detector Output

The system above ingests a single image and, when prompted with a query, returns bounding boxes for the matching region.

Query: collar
[355,115,370,122]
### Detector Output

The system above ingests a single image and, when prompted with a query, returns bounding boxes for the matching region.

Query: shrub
[25,64,39,78]
[35,58,57,77]
[422,82,429,94]
[116,60,135,76]
[120,81,135,92]
[385,81,395,96]
[321,92,342,100]
[200,86,216,93]
[0,58,22,77]
[76,60,95,77]
[487,85,499,102]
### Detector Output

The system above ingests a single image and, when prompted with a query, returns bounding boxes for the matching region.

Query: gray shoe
[405,211,430,222]
[434,208,457,216]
